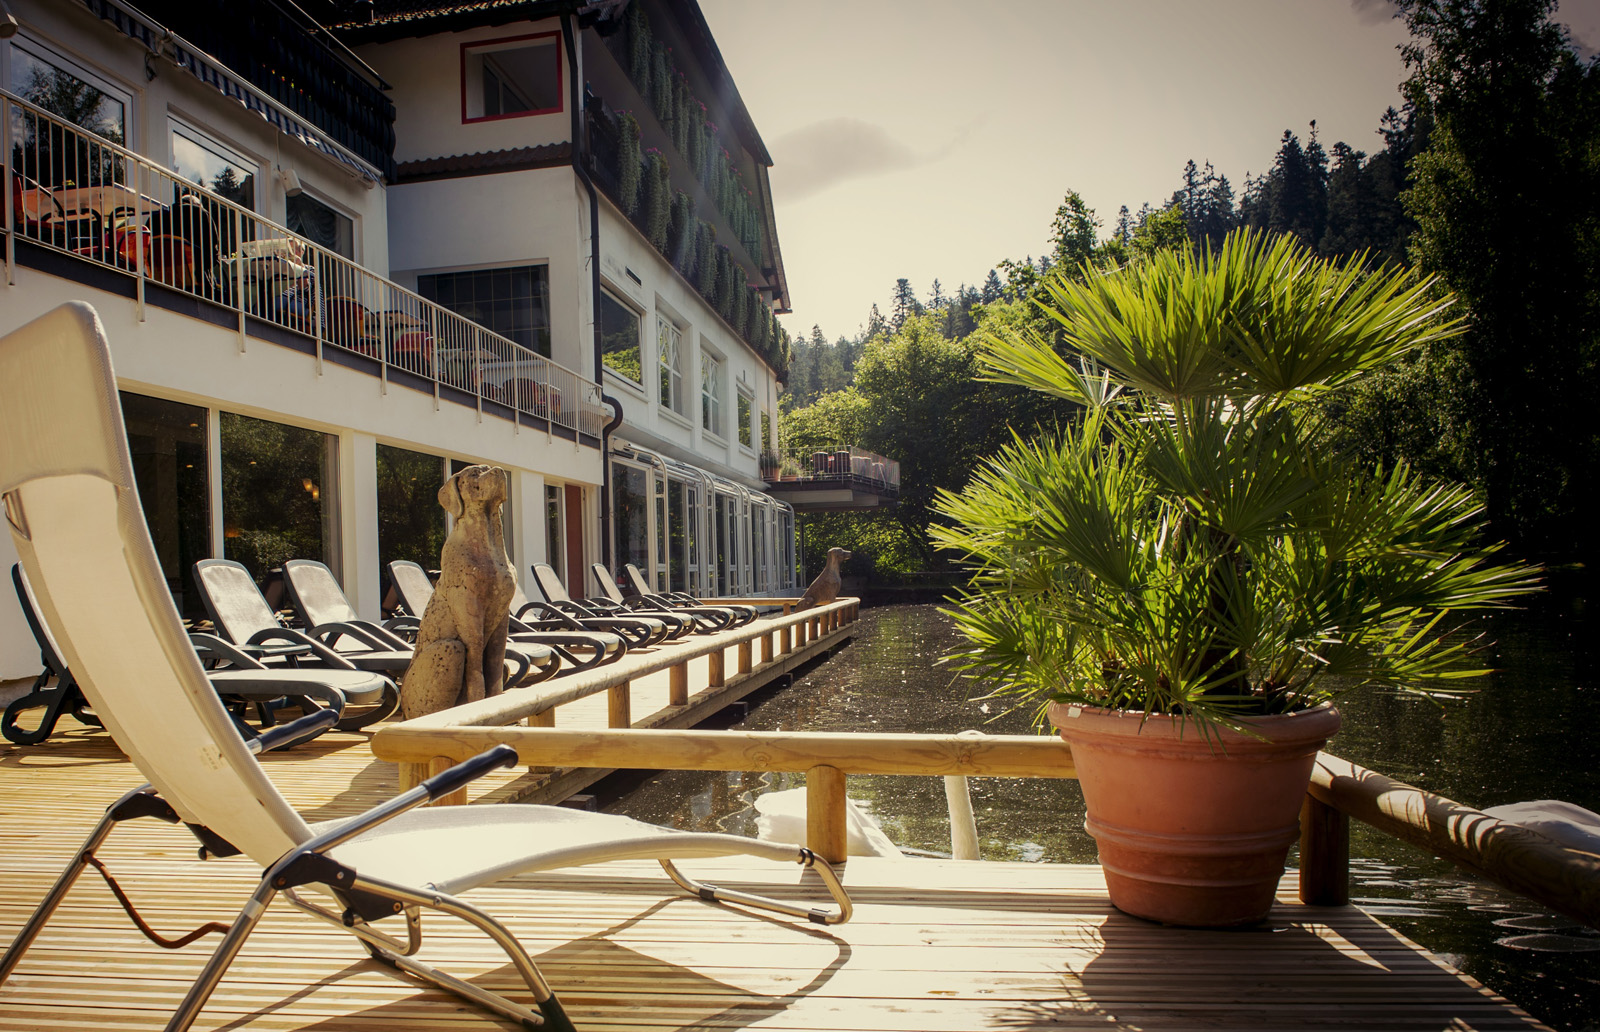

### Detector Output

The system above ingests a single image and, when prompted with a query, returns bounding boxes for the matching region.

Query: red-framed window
[460,32,563,124]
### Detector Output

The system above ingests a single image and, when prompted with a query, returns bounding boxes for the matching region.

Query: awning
[78,0,385,185]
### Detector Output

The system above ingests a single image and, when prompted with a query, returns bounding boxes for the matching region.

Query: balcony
[763,446,900,511]
[3,90,605,441]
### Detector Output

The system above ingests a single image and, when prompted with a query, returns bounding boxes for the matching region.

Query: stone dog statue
[400,464,517,719]
[795,547,852,612]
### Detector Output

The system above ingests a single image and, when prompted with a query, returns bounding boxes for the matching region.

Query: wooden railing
[372,599,864,794]
[373,625,1600,925]
[1300,754,1600,929]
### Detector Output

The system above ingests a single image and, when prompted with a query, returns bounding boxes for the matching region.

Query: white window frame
[7,35,132,145]
[657,314,685,415]
[736,388,755,453]
[169,116,259,211]
[700,347,724,439]
[600,287,645,392]
[285,186,358,262]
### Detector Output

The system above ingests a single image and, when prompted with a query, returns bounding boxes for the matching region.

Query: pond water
[602,590,1600,1032]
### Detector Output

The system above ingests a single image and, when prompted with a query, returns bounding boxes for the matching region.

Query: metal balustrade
[3,90,604,438]
[769,445,900,494]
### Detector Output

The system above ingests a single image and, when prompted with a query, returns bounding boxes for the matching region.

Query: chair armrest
[245,627,358,670]
[296,746,520,854]
[190,633,266,670]
[383,615,421,642]
[307,621,395,652]
[350,618,415,650]
[245,708,338,754]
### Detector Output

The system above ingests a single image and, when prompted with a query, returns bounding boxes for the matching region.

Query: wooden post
[525,709,557,772]
[608,680,632,728]
[669,662,688,706]
[782,625,792,654]
[737,640,752,674]
[399,761,426,792]
[807,763,848,865]
[429,755,467,806]
[708,649,725,687]
[760,632,773,664]
[1299,794,1350,906]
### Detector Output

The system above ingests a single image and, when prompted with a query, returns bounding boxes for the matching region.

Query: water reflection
[603,596,1600,1031]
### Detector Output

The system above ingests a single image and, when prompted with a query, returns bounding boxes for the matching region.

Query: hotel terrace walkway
[0,715,1546,1028]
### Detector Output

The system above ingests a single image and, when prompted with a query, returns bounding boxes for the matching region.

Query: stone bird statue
[795,547,852,612]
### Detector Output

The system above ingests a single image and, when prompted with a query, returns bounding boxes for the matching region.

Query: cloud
[1350,0,1398,26]
[770,117,961,202]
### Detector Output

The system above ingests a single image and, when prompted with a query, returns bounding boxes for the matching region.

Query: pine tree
[927,278,946,310]
[864,304,888,340]
[890,278,920,328]
[980,269,1003,303]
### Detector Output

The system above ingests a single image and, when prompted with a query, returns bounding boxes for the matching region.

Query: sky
[697,0,1600,343]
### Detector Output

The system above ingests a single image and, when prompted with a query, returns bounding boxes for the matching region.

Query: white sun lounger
[0,303,851,1032]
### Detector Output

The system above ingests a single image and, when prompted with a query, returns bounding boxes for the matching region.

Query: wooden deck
[0,724,1549,1031]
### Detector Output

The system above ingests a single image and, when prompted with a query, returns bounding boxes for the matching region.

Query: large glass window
[546,484,565,581]
[701,350,723,436]
[286,192,354,260]
[653,475,667,591]
[737,391,753,448]
[657,315,684,414]
[377,445,448,572]
[120,393,209,619]
[611,462,649,584]
[418,265,551,357]
[668,478,688,593]
[601,290,642,385]
[170,119,255,211]
[220,412,339,586]
[462,34,561,121]
[685,484,700,595]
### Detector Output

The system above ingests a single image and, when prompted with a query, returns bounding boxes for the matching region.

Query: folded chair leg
[350,873,575,1031]
[658,848,854,926]
[0,785,150,983]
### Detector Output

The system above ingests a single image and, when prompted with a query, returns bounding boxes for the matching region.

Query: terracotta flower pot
[1048,702,1340,927]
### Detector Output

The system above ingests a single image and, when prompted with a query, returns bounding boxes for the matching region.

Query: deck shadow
[236,897,849,1032]
[989,902,1543,1031]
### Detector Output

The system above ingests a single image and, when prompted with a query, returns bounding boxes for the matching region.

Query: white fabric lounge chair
[0,303,851,1032]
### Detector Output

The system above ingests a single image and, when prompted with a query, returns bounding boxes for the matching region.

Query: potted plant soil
[934,230,1539,927]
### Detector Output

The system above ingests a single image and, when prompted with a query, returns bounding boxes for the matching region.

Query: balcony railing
[3,90,604,439]
[767,446,900,495]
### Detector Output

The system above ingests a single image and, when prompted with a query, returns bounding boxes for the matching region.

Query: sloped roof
[329,0,585,42]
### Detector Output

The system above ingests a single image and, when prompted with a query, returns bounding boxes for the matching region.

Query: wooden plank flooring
[0,725,1548,1029]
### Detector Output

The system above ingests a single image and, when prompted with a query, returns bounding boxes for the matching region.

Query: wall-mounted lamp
[0,0,21,39]
[278,167,303,197]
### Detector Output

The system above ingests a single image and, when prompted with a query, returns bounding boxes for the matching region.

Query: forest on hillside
[781,0,1600,580]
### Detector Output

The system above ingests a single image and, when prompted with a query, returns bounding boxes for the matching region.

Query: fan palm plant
[934,230,1540,733]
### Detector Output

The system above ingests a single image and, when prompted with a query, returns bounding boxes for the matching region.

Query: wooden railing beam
[1309,753,1600,929]
[372,726,1077,778]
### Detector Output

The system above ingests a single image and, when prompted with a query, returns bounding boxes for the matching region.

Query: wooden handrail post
[708,649,725,688]
[526,709,557,772]
[608,680,632,728]
[1298,794,1350,906]
[807,763,848,865]
[430,755,468,806]
[760,631,773,664]
[399,760,426,792]
[669,662,688,707]
[737,641,752,674]
[782,625,792,654]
